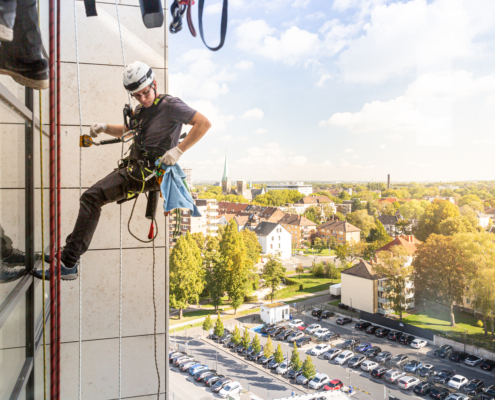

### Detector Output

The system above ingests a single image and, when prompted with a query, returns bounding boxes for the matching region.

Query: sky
[168,0,495,183]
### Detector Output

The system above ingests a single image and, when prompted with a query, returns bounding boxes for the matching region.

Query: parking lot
[170,310,495,400]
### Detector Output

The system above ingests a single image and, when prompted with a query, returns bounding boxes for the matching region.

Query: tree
[439,216,476,236]
[416,199,460,241]
[334,212,345,221]
[374,246,413,323]
[241,327,251,349]
[413,234,471,327]
[458,194,484,211]
[290,343,302,372]
[339,191,351,200]
[263,335,274,359]
[274,343,284,364]
[327,236,338,249]
[324,261,341,279]
[262,253,286,302]
[395,219,412,235]
[232,325,241,345]
[321,203,335,220]
[398,199,430,220]
[170,232,205,319]
[203,314,213,333]
[346,210,376,238]
[220,220,251,314]
[241,229,262,265]
[252,333,262,354]
[366,200,378,217]
[352,198,365,212]
[335,240,367,264]
[296,264,304,278]
[213,313,224,338]
[368,220,391,245]
[459,205,481,230]
[302,355,316,382]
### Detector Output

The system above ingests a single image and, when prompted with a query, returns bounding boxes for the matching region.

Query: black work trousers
[62,168,160,266]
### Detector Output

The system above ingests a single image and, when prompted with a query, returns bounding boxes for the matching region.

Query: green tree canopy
[203,314,213,332]
[368,220,391,245]
[398,199,430,220]
[439,216,476,236]
[262,253,286,302]
[241,229,262,264]
[252,333,262,354]
[346,210,376,238]
[458,194,484,211]
[291,343,302,371]
[274,343,284,364]
[264,336,274,358]
[304,205,322,224]
[241,327,251,349]
[232,325,241,345]
[302,355,317,380]
[213,313,224,338]
[253,189,304,206]
[416,199,460,241]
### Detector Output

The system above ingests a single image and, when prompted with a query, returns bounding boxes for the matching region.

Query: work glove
[89,123,107,138]
[160,146,183,166]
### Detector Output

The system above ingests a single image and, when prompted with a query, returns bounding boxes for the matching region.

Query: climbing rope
[72,0,84,398]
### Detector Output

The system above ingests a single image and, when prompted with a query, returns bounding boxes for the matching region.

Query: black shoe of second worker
[0,48,48,90]
[0,0,16,42]
[0,263,27,283]
[32,259,79,281]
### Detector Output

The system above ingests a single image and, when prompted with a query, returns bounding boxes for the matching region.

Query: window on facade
[272,236,274,241]
[278,236,280,240]
[278,244,280,248]
[270,244,273,249]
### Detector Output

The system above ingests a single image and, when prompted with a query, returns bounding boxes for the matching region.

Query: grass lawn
[329,299,340,306]
[275,275,340,300]
[298,249,335,257]
[403,307,495,348]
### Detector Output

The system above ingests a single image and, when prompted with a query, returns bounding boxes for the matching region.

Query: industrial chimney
[387,174,390,189]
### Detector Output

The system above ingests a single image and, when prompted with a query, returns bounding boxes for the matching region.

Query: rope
[73,0,84,398]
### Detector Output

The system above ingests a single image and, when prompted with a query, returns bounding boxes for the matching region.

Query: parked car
[418,364,435,378]
[180,361,199,372]
[334,350,354,365]
[227,340,237,349]
[276,329,293,341]
[383,369,406,384]
[204,374,225,386]
[249,348,264,361]
[195,370,215,382]
[324,379,343,391]
[355,342,372,353]
[211,378,233,393]
[433,370,455,384]
[170,352,186,362]
[268,356,287,370]
[174,355,194,366]
[211,328,231,341]
[445,394,469,400]
[268,326,285,337]
[313,328,330,339]
[411,339,427,349]
[391,354,409,367]
[276,360,292,375]
[365,325,378,334]
[311,344,332,356]
[482,385,495,400]
[355,321,372,331]
[413,381,433,396]
[258,354,275,365]
[311,308,323,317]
[463,379,484,396]
[295,336,312,348]
[398,376,421,390]
[449,351,469,363]
[309,373,330,390]
[324,348,342,360]
[336,317,352,325]
[244,346,255,357]
[361,360,378,372]
[219,334,232,344]
[322,332,340,342]
[260,324,275,334]
[219,381,242,398]
[297,323,310,331]
[481,359,495,371]
[434,344,453,358]
[296,373,310,386]
[375,328,391,338]
[189,364,208,376]
[288,319,304,328]
[398,334,415,345]
[402,360,420,373]
[342,338,360,350]
[348,355,367,368]
[387,331,403,341]
[287,331,304,342]
[429,387,450,399]
[338,303,349,310]
[464,355,482,367]
[305,324,322,334]
[321,311,335,319]
[365,346,381,359]
[375,351,393,363]
[236,344,246,353]
[287,367,303,380]
[371,366,390,379]
[448,375,468,390]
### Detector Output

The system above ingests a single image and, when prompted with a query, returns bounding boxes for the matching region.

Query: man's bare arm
[104,124,130,138]
[177,112,211,153]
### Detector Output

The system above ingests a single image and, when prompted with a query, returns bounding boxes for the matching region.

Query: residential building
[476,210,491,229]
[341,261,379,314]
[218,213,236,225]
[424,196,455,204]
[296,195,334,205]
[377,214,404,236]
[266,182,313,195]
[344,188,353,195]
[253,222,292,260]
[335,203,352,215]
[280,203,312,215]
[183,167,193,188]
[217,213,248,231]
[438,185,459,190]
[258,206,286,222]
[196,199,219,236]
[217,201,249,215]
[278,214,317,245]
[316,220,361,244]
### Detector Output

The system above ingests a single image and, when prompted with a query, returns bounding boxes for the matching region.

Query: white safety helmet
[123,61,155,94]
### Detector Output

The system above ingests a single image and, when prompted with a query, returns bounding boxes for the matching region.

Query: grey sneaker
[0,263,27,283]
[32,259,79,281]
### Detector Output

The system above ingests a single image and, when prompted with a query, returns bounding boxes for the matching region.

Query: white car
[310,344,332,356]
[446,394,469,400]
[288,319,304,328]
[448,375,469,390]
[411,339,427,349]
[313,328,330,338]
[397,376,421,390]
[305,324,321,334]
[335,350,354,365]
[308,373,330,390]
[360,360,378,372]
[219,381,242,398]
[276,360,291,375]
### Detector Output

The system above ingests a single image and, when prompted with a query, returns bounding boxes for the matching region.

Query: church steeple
[221,149,231,195]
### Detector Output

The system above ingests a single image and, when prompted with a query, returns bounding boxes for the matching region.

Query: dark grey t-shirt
[137,95,196,154]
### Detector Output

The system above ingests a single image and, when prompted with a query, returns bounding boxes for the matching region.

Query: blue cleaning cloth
[156,162,202,217]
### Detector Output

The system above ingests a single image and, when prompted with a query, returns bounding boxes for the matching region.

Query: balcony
[378,307,393,315]
[378,297,390,304]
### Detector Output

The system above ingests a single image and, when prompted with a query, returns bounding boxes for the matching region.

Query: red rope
[56,0,62,397]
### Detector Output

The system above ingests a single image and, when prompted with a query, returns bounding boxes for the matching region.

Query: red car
[324,379,343,391]
[297,323,309,331]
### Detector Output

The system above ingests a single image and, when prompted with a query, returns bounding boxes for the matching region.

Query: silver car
[398,376,421,390]
[323,348,342,360]
[335,350,354,365]
[383,369,406,384]
[296,373,310,385]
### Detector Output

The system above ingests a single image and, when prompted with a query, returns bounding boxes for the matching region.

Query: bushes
[476,320,484,328]
[299,284,304,291]
[312,262,325,278]
[244,295,258,303]
[285,277,299,286]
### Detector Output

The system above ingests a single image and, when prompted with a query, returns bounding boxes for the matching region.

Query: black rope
[198,0,228,51]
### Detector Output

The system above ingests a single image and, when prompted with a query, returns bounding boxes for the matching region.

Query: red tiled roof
[317,220,361,232]
[376,235,422,255]
[218,202,249,215]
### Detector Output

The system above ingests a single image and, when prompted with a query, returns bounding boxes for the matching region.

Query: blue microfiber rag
[155,161,201,217]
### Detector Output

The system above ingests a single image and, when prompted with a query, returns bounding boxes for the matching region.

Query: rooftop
[377,235,422,255]
[317,219,361,232]
[253,221,279,236]
[262,302,287,309]
[341,261,378,280]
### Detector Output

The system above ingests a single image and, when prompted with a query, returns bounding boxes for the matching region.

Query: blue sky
[168,0,495,183]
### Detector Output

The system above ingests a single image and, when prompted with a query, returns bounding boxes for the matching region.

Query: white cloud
[254,128,267,134]
[384,133,403,141]
[211,149,218,154]
[237,136,249,142]
[221,135,232,142]
[235,60,253,70]
[379,144,386,149]
[317,73,332,87]
[240,107,264,120]
[318,120,327,127]
[236,20,320,64]
[188,100,234,134]
[305,11,326,19]
[205,2,222,15]
[345,148,354,152]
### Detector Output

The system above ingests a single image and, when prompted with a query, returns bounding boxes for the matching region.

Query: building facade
[316,220,361,244]
[266,182,313,195]
[253,222,292,260]
[278,214,317,246]
[183,167,193,188]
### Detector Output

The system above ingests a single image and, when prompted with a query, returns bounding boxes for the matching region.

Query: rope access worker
[33,61,211,280]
